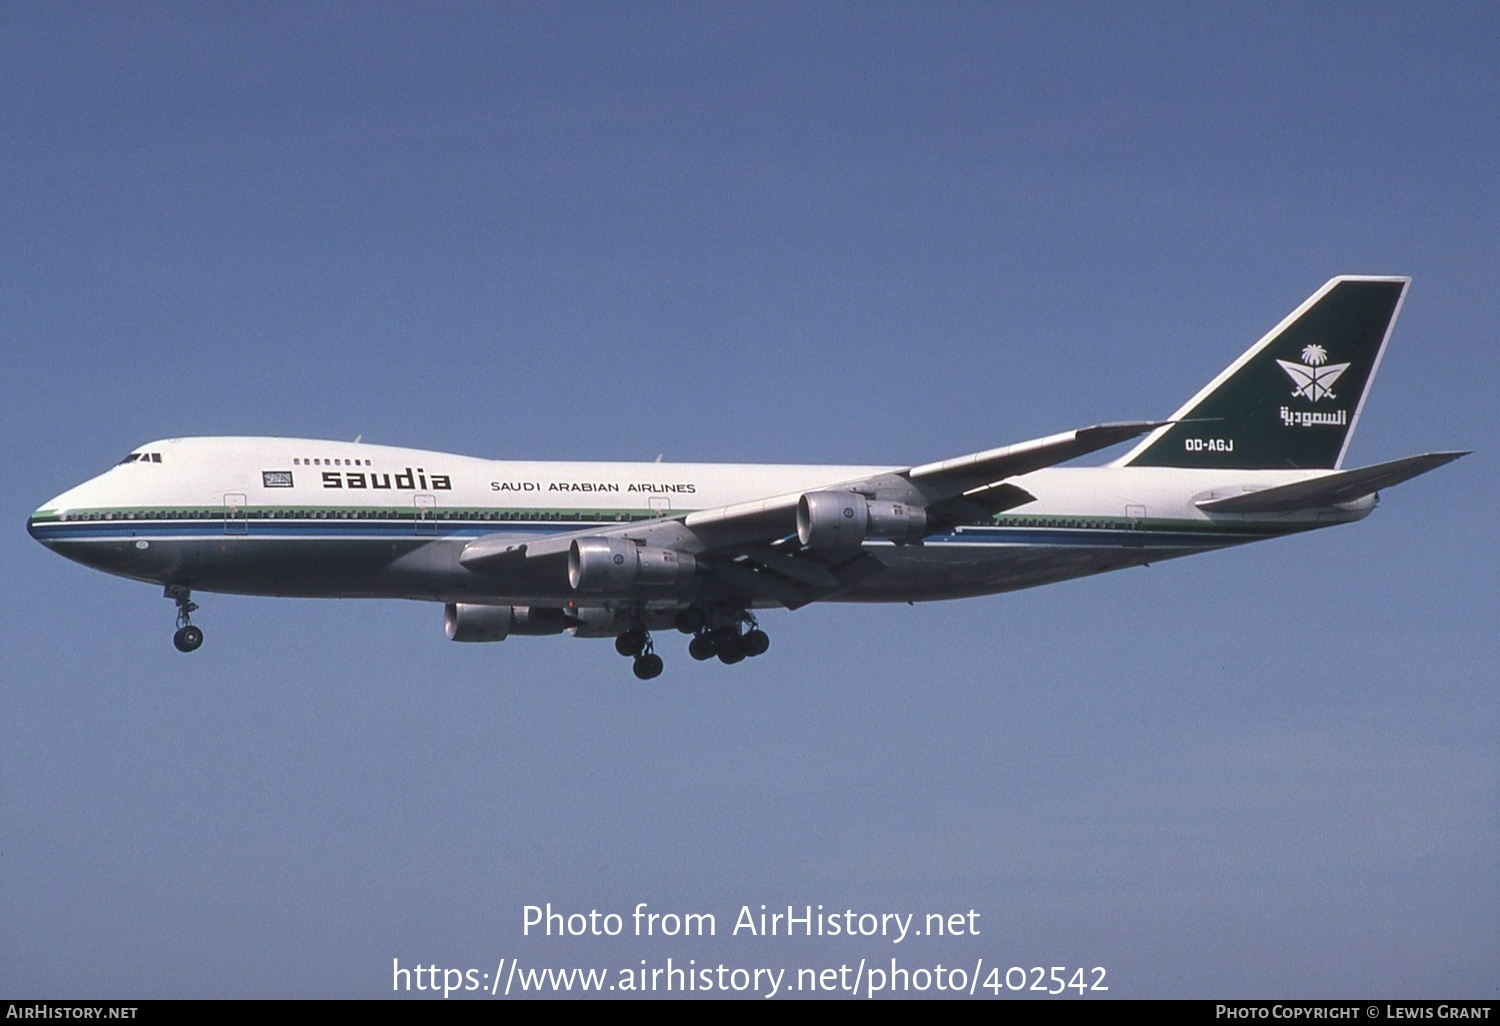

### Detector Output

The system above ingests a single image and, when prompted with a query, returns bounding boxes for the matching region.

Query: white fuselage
[29,436,1365,608]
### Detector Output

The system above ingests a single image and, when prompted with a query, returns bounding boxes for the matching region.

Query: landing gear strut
[165,585,203,653]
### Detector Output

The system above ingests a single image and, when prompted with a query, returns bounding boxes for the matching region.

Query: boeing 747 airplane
[29,276,1465,678]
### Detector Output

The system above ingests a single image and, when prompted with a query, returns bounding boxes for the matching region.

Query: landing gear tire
[615,628,648,657]
[688,633,716,661]
[173,625,204,653]
[742,629,769,657]
[632,653,664,680]
[716,632,746,665]
[674,606,707,634]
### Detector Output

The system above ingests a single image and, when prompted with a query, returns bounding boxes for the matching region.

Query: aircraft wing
[1194,451,1469,513]
[906,421,1168,494]
[902,421,1167,526]
[459,420,1163,605]
[671,420,1166,547]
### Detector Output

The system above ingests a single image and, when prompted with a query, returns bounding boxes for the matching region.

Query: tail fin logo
[1277,344,1351,402]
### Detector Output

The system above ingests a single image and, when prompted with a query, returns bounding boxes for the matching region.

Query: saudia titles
[1276,343,1350,429]
[322,467,452,490]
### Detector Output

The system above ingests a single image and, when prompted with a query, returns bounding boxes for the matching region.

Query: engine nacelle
[866,499,929,544]
[796,491,928,550]
[567,538,697,594]
[444,603,569,642]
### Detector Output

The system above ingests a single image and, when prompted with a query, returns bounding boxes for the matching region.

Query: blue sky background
[3,2,1495,999]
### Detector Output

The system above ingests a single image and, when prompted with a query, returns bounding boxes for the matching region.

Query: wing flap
[934,481,1037,522]
[703,549,888,609]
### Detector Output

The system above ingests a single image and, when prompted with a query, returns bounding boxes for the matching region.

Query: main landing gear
[681,605,768,665]
[686,622,769,665]
[611,607,771,679]
[165,585,203,653]
[614,626,664,680]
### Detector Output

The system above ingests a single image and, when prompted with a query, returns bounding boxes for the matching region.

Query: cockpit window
[116,452,161,465]
[118,454,141,464]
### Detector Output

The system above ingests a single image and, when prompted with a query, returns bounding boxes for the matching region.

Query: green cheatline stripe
[987,513,1284,535]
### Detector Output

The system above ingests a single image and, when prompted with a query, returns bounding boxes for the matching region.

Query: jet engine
[796,491,928,550]
[567,537,697,594]
[444,603,569,642]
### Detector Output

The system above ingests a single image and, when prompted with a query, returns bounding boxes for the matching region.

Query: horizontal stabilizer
[1195,452,1468,513]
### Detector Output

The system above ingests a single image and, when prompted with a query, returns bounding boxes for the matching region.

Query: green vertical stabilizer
[1122,277,1408,470]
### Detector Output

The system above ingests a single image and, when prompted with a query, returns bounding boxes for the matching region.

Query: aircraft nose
[27,490,156,578]
[28,496,63,546]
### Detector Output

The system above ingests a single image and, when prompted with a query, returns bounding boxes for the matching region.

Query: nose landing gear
[165,585,203,652]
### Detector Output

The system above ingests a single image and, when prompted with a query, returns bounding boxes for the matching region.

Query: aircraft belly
[837,540,1210,602]
[41,535,422,598]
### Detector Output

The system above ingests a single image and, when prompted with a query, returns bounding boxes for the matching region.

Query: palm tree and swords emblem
[1276,344,1351,402]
